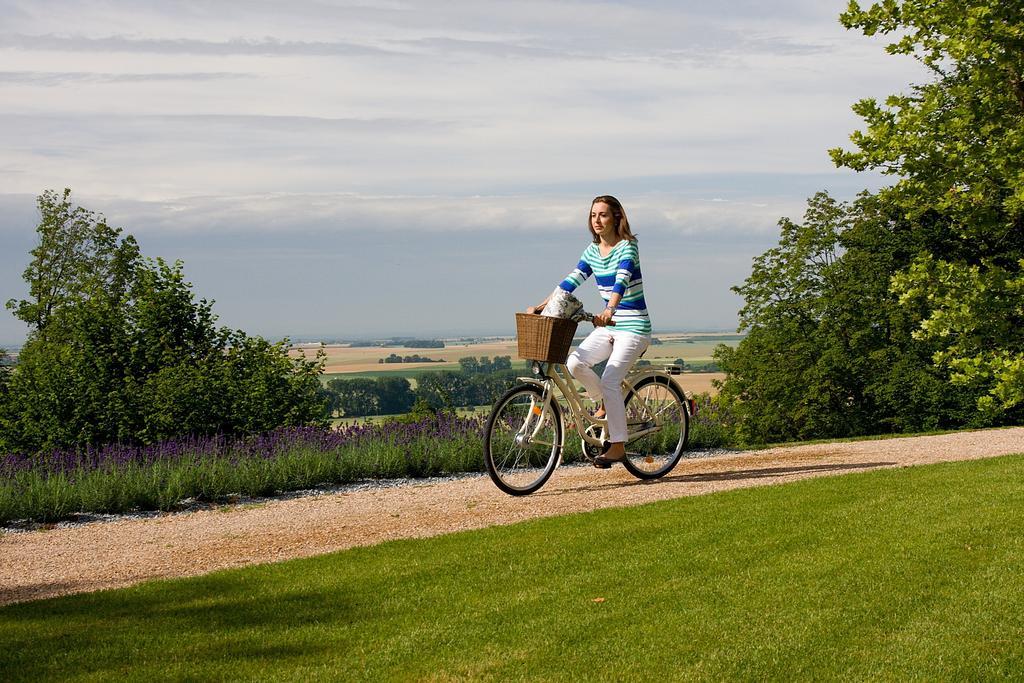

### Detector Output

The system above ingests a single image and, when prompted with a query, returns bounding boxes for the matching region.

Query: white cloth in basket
[541,288,590,322]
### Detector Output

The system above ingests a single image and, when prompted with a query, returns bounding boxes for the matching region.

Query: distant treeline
[458,356,511,374]
[327,356,515,417]
[348,339,445,348]
[379,354,444,364]
[402,339,445,348]
[569,336,663,346]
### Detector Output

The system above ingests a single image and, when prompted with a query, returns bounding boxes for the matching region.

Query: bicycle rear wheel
[621,376,689,480]
[483,384,563,496]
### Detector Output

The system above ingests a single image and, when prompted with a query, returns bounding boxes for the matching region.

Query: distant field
[301,334,734,400]
[296,334,736,376]
[671,372,725,396]
[291,340,523,374]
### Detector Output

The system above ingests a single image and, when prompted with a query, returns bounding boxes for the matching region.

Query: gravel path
[2,427,1021,607]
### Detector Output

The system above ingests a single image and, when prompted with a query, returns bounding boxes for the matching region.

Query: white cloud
[0,1,931,338]
[0,0,927,201]
[38,190,801,240]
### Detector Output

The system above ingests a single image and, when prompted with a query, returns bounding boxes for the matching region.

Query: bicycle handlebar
[527,305,615,326]
[582,310,616,326]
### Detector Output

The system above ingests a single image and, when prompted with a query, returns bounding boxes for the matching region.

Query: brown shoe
[592,452,625,468]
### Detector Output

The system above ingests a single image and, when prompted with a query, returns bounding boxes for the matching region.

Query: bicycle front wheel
[621,376,689,480]
[483,384,562,496]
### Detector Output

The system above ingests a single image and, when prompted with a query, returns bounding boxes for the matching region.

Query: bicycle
[483,314,693,496]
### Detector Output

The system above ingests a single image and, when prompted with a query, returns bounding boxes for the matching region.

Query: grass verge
[0,419,487,525]
[2,455,1023,679]
[2,403,727,525]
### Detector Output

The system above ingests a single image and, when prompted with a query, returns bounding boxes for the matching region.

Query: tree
[832,0,1024,414]
[7,189,141,343]
[327,378,381,417]
[716,0,1024,443]
[415,371,469,410]
[458,356,480,374]
[324,376,415,417]
[376,377,416,414]
[464,369,518,406]
[715,193,850,442]
[3,191,144,448]
[0,190,328,454]
[457,355,512,375]
[715,192,978,444]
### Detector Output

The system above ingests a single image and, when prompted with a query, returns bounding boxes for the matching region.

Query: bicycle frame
[515,361,678,452]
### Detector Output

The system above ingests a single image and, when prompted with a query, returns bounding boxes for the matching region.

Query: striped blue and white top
[559,240,651,336]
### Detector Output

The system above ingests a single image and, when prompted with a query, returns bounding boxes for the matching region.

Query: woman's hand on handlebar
[526,304,544,315]
[592,308,616,327]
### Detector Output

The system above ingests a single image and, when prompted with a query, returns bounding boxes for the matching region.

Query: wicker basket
[515,313,578,363]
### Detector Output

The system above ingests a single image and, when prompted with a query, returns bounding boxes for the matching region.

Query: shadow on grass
[0,568,361,679]
[0,582,108,608]
[664,461,898,483]
[539,461,897,496]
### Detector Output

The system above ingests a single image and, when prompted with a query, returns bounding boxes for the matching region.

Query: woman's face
[591,202,618,241]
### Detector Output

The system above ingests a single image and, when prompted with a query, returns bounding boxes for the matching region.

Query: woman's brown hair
[588,195,637,243]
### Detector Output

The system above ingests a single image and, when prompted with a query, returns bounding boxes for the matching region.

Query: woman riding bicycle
[527,195,652,468]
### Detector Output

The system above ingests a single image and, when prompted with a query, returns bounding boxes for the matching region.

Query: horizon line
[1,327,743,351]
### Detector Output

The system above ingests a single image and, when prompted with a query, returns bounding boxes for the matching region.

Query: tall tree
[6,189,140,342]
[1,190,328,454]
[832,0,1024,414]
[715,192,978,444]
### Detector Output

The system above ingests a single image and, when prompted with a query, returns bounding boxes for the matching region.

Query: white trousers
[566,327,651,443]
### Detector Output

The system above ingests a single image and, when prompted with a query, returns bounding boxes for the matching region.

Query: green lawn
[3,455,1023,680]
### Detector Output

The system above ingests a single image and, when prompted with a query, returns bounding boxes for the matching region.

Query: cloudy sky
[0,0,927,345]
